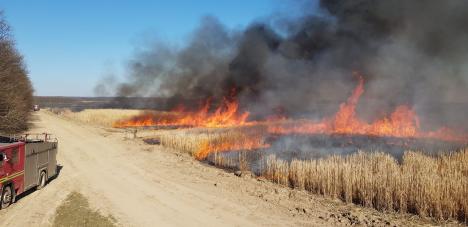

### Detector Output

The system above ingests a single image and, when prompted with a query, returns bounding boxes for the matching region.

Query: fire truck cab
[0,134,57,209]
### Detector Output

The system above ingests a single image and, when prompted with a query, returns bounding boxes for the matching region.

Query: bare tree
[0,10,11,41]
[0,11,33,134]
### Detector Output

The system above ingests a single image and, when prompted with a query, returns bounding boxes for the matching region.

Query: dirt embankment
[0,111,460,226]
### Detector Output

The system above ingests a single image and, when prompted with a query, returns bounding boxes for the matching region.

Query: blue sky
[1,0,293,96]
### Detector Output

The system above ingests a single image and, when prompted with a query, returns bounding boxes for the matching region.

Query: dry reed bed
[263,150,468,222]
[156,123,468,222]
[48,108,169,127]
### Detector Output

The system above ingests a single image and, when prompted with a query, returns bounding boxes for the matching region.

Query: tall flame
[113,95,250,128]
[268,74,468,142]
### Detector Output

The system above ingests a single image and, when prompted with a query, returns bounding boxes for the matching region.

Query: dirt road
[0,112,444,226]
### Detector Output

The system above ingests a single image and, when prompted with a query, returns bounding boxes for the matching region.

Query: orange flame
[195,135,270,160]
[113,95,251,128]
[268,74,468,142]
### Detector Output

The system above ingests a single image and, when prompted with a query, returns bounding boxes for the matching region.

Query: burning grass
[114,74,468,143]
[157,125,270,160]
[112,93,252,128]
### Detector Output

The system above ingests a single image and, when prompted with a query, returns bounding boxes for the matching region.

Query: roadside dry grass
[53,192,117,227]
[49,108,179,128]
[49,108,143,127]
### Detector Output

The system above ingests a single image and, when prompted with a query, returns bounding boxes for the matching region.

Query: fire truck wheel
[37,171,47,190]
[1,186,12,209]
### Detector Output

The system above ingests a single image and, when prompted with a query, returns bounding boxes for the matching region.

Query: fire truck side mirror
[0,153,4,162]
[1,153,7,161]
[2,154,8,162]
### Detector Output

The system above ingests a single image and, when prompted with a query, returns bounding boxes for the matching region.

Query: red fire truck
[0,134,58,209]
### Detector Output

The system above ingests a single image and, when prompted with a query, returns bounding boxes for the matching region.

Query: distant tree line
[0,11,33,134]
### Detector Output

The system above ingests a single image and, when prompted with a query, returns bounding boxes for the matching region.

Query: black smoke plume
[96,0,468,131]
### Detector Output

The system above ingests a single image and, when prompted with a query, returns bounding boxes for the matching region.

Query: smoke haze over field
[97,0,468,131]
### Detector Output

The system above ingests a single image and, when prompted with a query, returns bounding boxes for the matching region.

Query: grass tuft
[53,192,117,227]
